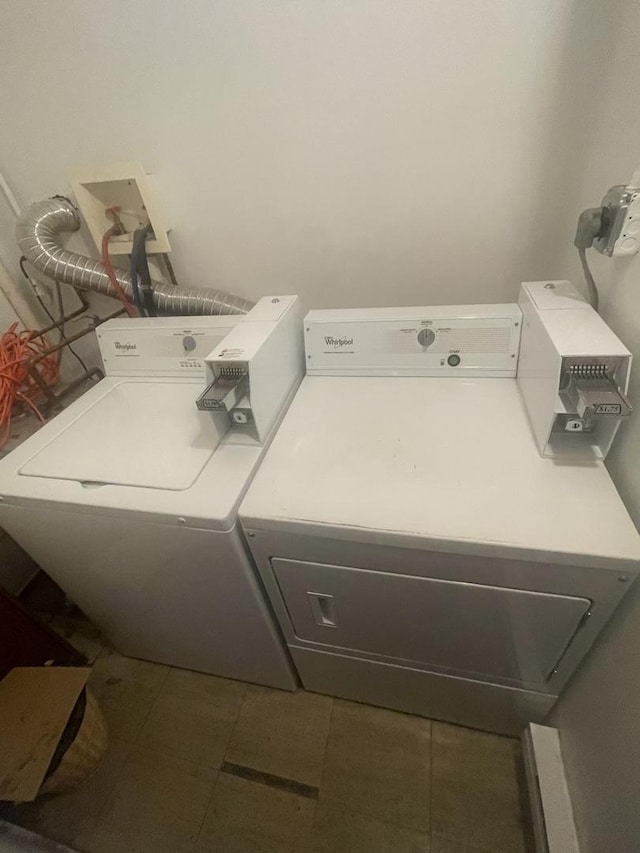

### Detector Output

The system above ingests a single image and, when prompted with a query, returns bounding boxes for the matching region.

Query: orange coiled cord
[0,323,59,448]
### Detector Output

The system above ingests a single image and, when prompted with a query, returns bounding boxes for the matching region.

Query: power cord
[577,248,599,313]
[574,207,603,312]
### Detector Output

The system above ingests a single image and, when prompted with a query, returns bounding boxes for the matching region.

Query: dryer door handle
[307,592,338,628]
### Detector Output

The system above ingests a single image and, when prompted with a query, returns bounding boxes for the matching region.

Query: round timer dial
[417,327,436,348]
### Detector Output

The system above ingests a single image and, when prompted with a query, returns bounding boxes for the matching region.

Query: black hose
[142,288,156,318]
[129,237,146,317]
[132,225,156,317]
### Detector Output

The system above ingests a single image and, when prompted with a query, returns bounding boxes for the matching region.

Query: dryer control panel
[304,304,522,377]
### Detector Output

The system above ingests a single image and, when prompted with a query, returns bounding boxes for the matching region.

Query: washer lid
[19,380,226,490]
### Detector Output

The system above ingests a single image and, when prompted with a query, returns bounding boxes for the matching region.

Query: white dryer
[0,296,303,690]
[239,289,640,732]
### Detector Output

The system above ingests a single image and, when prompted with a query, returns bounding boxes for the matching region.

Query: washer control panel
[97,316,239,377]
[304,304,522,377]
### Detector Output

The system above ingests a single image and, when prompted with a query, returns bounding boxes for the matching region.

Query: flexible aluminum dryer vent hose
[16,197,254,315]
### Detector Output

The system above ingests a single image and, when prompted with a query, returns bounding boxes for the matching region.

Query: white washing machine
[0,296,303,690]
[239,287,640,732]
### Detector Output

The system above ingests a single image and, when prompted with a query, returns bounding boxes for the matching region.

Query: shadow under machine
[239,281,640,734]
[0,296,303,690]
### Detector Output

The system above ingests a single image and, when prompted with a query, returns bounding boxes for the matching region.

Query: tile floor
[2,614,531,853]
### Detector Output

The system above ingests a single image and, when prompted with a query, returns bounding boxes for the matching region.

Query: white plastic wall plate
[70,161,171,255]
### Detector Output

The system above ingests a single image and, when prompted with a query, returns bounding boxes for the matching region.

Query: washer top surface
[239,376,640,566]
[0,377,263,530]
[20,380,224,490]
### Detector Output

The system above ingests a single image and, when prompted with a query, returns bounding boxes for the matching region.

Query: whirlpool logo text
[324,336,354,347]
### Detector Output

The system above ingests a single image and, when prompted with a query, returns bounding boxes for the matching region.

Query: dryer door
[271,558,591,689]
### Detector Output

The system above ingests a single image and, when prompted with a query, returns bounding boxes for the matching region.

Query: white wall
[549,3,640,853]
[0,0,602,312]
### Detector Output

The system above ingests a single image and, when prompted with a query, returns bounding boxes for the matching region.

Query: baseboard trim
[522,723,580,853]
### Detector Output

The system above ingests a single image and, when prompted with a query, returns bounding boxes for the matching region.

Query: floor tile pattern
[1,648,530,853]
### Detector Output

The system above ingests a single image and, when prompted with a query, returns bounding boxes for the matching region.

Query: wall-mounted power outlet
[71,162,171,256]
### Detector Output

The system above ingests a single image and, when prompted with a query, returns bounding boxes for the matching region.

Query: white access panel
[272,558,590,689]
[71,161,171,255]
[305,303,522,376]
[290,647,556,734]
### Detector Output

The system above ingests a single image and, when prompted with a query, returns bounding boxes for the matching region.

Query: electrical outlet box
[594,184,640,257]
[71,162,171,256]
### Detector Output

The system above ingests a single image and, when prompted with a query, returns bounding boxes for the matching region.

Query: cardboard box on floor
[0,667,91,802]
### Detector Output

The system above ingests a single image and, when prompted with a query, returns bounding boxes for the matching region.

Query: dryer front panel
[272,558,591,689]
